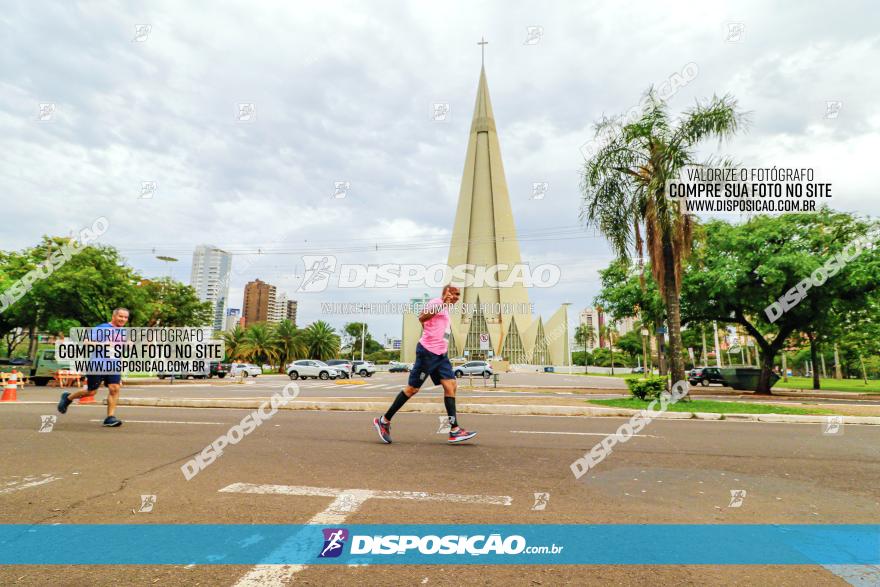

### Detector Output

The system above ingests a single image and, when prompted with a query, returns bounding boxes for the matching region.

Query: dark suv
[688,366,725,387]
[209,362,230,378]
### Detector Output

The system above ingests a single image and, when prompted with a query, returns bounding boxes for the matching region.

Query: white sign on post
[479,333,490,350]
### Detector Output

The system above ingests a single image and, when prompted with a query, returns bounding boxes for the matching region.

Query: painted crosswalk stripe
[223,483,511,585]
[0,474,61,495]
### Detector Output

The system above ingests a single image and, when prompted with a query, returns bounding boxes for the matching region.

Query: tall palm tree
[239,323,279,368]
[574,323,596,374]
[580,90,747,385]
[221,324,247,362]
[273,319,306,371]
[301,320,340,361]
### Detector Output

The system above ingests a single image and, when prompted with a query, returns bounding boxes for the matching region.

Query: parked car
[388,361,410,373]
[688,366,725,387]
[631,367,645,374]
[454,361,493,378]
[351,360,376,377]
[326,360,352,378]
[228,363,262,378]
[286,360,339,380]
[208,362,230,378]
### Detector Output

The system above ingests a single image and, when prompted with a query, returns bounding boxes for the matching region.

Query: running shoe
[373,417,392,444]
[448,427,477,444]
[57,391,72,414]
[102,416,123,427]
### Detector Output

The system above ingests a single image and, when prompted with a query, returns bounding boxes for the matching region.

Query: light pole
[562,303,572,374]
[156,255,178,279]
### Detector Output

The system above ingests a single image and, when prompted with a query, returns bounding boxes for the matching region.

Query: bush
[625,375,667,400]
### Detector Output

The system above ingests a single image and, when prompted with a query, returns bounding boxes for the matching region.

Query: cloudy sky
[2,1,877,340]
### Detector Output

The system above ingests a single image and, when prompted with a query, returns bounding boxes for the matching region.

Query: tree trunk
[807,333,820,390]
[661,251,686,387]
[653,323,666,375]
[27,325,38,361]
[757,348,777,394]
[833,344,842,379]
[701,326,708,366]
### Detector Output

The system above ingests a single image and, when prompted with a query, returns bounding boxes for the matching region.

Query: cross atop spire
[477,36,488,66]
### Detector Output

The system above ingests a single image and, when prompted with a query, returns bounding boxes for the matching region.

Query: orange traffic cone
[1,370,19,402]
[77,383,95,404]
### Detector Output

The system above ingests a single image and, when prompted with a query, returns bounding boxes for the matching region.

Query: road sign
[479,333,490,350]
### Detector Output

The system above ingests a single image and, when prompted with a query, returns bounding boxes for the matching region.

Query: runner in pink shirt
[373,285,477,444]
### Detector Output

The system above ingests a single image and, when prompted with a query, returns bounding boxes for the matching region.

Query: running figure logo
[531,492,550,511]
[319,528,349,558]
[298,255,337,293]
[728,489,747,508]
[137,494,157,513]
[38,415,57,433]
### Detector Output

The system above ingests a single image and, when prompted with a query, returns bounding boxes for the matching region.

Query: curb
[113,398,880,425]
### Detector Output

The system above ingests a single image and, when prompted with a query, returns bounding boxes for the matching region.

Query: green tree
[574,323,596,373]
[273,319,306,371]
[221,325,247,362]
[343,322,382,358]
[239,323,279,367]
[130,277,213,327]
[302,321,340,360]
[681,210,880,393]
[580,91,747,385]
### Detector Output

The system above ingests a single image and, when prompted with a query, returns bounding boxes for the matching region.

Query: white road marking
[0,474,61,495]
[823,565,880,586]
[511,430,661,438]
[89,419,224,425]
[223,483,512,585]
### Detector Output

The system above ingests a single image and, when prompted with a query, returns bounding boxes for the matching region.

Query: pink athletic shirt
[419,297,451,355]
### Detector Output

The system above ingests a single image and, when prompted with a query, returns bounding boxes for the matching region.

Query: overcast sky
[2,1,877,340]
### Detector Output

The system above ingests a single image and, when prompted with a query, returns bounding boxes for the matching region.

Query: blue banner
[0,524,877,565]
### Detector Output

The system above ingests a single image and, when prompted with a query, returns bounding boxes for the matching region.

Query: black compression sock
[384,391,411,421]
[444,396,458,429]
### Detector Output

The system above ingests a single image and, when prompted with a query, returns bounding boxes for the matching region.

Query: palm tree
[574,324,596,374]
[239,323,279,369]
[580,90,747,386]
[273,319,306,372]
[221,324,247,362]
[600,324,619,375]
[301,320,340,361]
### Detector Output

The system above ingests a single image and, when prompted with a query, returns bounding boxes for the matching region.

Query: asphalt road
[1,399,878,586]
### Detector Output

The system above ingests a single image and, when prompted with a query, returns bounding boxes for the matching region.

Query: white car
[351,360,376,377]
[454,361,493,378]
[229,363,262,377]
[286,360,340,380]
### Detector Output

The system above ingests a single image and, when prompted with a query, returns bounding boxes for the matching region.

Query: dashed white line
[511,430,661,438]
[89,419,224,425]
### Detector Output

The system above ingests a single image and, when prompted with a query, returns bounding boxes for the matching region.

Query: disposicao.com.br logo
[319,528,563,557]
[297,255,560,292]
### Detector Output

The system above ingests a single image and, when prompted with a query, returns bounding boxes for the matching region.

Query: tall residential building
[225,308,241,331]
[190,245,232,331]
[401,62,569,365]
[286,300,298,325]
[270,292,287,323]
[578,307,605,350]
[243,279,276,327]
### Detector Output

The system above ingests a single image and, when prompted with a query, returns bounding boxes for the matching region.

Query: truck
[0,349,72,386]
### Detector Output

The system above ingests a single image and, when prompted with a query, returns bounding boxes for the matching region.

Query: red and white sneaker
[448,427,477,444]
[373,417,392,444]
